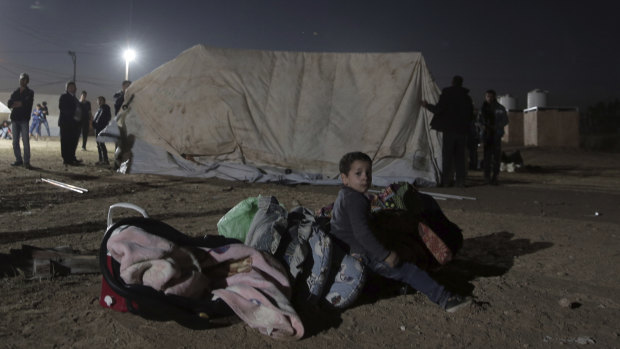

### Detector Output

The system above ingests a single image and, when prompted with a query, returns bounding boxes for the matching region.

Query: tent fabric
[102,45,442,186]
[0,102,10,113]
[1,101,11,120]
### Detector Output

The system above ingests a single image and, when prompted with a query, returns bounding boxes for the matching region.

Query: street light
[123,48,136,80]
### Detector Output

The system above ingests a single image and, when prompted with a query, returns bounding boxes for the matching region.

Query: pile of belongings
[99,182,463,340]
[222,182,463,309]
[500,150,524,173]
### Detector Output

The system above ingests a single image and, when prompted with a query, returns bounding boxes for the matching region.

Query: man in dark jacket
[7,73,35,169]
[113,80,131,115]
[477,89,508,185]
[93,96,112,165]
[422,75,474,187]
[58,81,82,165]
[79,91,92,151]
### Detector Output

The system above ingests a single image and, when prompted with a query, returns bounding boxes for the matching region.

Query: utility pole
[67,51,76,82]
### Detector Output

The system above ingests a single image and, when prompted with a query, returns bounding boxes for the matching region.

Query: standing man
[7,73,34,169]
[422,75,474,187]
[93,96,112,165]
[477,89,508,185]
[113,80,131,115]
[79,91,92,151]
[58,81,82,166]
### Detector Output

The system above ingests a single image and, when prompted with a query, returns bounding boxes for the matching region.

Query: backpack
[368,182,463,268]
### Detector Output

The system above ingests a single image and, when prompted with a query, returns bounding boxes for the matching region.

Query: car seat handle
[107,202,149,230]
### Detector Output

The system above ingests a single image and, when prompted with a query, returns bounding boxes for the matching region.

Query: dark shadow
[295,302,343,338]
[352,231,553,304]
[431,231,553,295]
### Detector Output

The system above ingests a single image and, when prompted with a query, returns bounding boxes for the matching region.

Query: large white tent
[102,45,443,186]
[0,101,11,120]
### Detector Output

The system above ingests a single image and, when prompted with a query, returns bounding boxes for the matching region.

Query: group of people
[422,75,509,186]
[1,120,11,140]
[6,72,129,169]
[27,102,50,141]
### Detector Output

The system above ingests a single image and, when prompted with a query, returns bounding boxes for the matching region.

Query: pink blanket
[106,225,304,339]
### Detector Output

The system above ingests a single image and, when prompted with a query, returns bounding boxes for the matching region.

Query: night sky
[1,0,618,111]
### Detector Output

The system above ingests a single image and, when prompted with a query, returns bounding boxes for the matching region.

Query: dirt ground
[1,138,619,348]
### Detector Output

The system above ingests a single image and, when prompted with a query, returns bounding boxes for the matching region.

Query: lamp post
[68,51,76,82]
[123,49,136,80]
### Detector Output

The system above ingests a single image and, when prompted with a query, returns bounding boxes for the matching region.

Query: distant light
[123,48,137,80]
[30,1,44,10]
[123,49,136,62]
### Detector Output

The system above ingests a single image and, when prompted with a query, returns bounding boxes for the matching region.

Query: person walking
[7,73,34,169]
[29,104,43,141]
[39,101,51,139]
[422,75,474,187]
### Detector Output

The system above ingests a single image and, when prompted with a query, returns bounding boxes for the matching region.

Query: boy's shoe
[10,161,23,167]
[442,295,472,313]
[24,163,32,170]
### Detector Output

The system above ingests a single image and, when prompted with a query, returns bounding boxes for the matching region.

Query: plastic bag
[217,196,260,241]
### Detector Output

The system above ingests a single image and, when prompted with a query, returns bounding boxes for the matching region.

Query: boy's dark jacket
[330,186,391,262]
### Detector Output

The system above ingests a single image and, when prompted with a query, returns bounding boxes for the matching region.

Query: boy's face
[341,160,372,193]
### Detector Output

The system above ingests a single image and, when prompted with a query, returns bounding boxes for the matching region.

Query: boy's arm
[345,191,391,262]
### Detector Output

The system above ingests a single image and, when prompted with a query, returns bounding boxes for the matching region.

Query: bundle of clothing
[100,216,304,340]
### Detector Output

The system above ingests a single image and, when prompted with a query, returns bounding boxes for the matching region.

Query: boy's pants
[361,254,450,305]
[40,119,51,136]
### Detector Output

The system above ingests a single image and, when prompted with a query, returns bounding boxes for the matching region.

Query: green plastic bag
[217,196,260,241]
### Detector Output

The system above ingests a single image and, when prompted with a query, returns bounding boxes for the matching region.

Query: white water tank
[498,94,517,111]
[527,89,548,108]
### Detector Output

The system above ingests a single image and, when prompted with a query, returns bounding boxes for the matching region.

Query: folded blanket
[106,225,304,339]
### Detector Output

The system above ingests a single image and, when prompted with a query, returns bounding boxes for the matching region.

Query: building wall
[523,108,580,147]
[503,111,524,145]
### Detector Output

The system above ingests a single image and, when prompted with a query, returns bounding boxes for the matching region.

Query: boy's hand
[384,251,400,268]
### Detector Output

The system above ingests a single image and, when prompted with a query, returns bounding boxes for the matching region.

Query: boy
[329,151,472,312]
